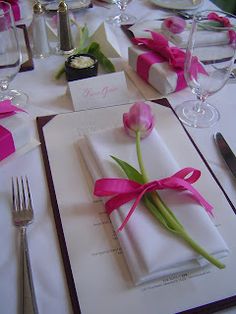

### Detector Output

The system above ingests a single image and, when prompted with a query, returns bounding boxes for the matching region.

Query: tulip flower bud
[162,16,186,34]
[123,102,155,138]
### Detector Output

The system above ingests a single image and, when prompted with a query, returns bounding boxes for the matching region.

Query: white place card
[68,71,142,111]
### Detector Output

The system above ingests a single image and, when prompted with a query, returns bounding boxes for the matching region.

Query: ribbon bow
[131,31,207,92]
[94,167,213,231]
[207,12,232,28]
[132,31,185,69]
[207,12,236,44]
[0,100,25,119]
[0,1,21,22]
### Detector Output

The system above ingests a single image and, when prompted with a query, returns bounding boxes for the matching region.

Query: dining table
[1,0,236,313]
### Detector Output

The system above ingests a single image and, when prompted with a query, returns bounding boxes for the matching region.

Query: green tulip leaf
[198,21,236,31]
[88,42,116,73]
[110,155,144,184]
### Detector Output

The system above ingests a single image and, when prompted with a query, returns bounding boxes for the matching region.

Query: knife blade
[215,132,236,179]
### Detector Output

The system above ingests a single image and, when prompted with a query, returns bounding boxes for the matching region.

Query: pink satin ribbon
[0,99,25,118]
[132,32,206,92]
[207,12,236,44]
[207,12,231,27]
[0,125,15,160]
[0,100,26,160]
[4,0,21,21]
[94,167,213,231]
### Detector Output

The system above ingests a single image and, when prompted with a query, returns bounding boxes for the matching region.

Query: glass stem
[0,80,9,95]
[194,94,206,113]
[117,0,127,15]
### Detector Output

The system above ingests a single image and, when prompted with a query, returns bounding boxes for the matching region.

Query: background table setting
[1,0,236,313]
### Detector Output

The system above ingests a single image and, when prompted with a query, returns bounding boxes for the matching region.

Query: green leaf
[78,24,90,50]
[54,64,65,80]
[198,21,236,31]
[110,155,144,184]
[143,195,177,232]
[145,194,184,233]
[88,42,116,73]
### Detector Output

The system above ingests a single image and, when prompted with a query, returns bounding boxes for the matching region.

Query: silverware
[12,176,38,314]
[215,132,236,179]
[176,11,194,20]
[230,68,236,79]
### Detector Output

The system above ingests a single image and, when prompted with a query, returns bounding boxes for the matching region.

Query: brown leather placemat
[36,99,236,314]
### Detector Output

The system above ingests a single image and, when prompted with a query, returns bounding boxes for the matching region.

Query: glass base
[106,13,136,26]
[0,89,29,108]
[175,100,220,128]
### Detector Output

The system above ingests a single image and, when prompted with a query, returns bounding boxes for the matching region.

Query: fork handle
[20,227,39,314]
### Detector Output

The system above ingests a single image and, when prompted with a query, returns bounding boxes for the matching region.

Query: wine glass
[0,1,28,106]
[106,0,136,26]
[175,10,236,128]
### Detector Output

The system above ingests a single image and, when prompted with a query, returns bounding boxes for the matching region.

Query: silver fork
[12,176,39,314]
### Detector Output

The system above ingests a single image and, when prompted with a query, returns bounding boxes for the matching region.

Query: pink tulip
[123,102,155,138]
[162,16,186,34]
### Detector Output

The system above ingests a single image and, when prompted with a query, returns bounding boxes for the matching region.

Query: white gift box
[0,112,33,161]
[128,45,186,95]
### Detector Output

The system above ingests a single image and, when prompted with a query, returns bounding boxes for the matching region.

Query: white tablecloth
[1,0,236,313]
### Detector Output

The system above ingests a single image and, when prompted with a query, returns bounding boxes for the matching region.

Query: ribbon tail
[118,186,150,231]
[170,177,214,216]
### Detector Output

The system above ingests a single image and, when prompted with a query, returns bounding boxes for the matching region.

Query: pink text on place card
[82,86,119,99]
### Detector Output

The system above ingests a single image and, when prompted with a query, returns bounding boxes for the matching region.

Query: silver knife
[215,132,236,179]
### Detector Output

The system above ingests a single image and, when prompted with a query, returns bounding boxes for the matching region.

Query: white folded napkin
[129,20,231,48]
[80,127,229,285]
[161,27,230,48]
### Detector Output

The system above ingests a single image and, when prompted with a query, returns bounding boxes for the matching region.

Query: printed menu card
[37,101,236,313]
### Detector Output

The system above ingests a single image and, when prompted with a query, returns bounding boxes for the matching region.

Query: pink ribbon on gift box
[94,167,213,231]
[132,32,206,92]
[0,100,25,161]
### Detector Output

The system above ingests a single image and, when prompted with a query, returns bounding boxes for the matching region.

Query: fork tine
[21,176,26,210]
[12,177,16,209]
[25,176,33,211]
[16,177,21,212]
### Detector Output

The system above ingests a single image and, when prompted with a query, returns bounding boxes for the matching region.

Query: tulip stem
[135,130,225,269]
[136,131,149,182]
